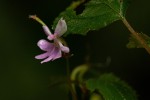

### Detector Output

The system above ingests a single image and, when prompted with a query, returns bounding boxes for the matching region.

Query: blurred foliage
[86,74,137,100]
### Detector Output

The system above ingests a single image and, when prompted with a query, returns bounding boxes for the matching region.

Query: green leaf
[53,0,130,35]
[127,33,150,48]
[86,74,137,100]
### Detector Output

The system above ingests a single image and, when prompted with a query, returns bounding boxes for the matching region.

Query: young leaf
[86,74,137,100]
[127,33,150,48]
[53,0,130,35]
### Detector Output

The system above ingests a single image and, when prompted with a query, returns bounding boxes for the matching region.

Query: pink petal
[57,40,70,53]
[42,26,52,36]
[37,39,54,51]
[47,34,56,40]
[51,48,62,60]
[54,18,67,37]
[35,52,48,59]
[41,57,53,64]
[41,47,61,63]
[60,46,70,53]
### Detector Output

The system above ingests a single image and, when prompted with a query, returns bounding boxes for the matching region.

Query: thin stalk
[66,58,78,100]
[122,18,150,55]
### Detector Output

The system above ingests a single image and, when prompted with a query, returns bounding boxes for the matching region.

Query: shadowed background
[0,0,150,100]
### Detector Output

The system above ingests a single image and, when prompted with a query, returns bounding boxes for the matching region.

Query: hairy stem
[122,18,150,55]
[66,58,78,100]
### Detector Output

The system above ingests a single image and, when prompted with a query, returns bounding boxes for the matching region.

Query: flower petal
[41,47,61,63]
[51,47,62,60]
[35,52,49,59]
[60,46,70,53]
[41,56,53,64]
[57,40,70,53]
[54,18,67,37]
[47,34,55,40]
[42,25,52,36]
[37,39,54,51]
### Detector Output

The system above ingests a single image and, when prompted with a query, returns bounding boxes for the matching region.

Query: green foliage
[90,92,103,100]
[127,33,150,48]
[86,74,137,100]
[53,0,130,36]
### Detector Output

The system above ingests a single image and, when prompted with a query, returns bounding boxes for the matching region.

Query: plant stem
[122,18,150,55]
[66,58,78,100]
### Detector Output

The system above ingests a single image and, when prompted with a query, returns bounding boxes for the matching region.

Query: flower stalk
[66,58,78,100]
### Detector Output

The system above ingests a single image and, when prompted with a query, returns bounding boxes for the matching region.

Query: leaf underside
[53,0,130,36]
[86,74,137,100]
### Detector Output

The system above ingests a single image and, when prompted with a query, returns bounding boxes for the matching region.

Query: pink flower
[30,15,69,63]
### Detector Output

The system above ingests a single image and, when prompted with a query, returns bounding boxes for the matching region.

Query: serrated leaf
[86,74,137,100]
[127,33,150,48]
[53,0,130,35]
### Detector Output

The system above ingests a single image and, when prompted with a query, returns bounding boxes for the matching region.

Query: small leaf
[127,33,150,48]
[86,74,137,100]
[53,0,130,35]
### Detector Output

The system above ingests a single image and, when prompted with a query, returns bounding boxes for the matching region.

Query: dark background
[0,0,150,100]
